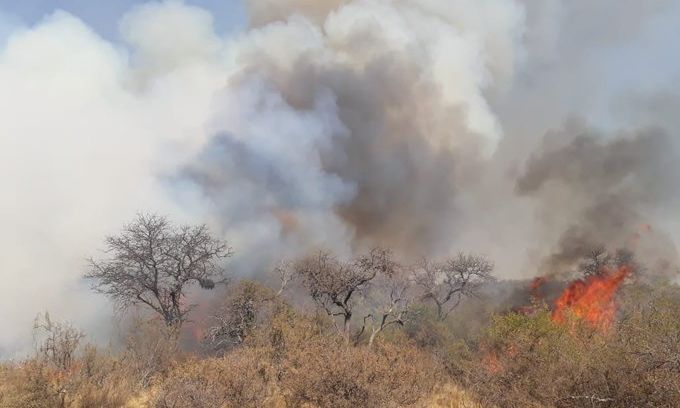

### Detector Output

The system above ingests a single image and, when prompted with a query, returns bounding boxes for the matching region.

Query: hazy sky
[0,0,247,39]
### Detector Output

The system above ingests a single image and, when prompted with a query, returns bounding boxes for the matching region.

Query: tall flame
[485,265,631,375]
[552,265,631,330]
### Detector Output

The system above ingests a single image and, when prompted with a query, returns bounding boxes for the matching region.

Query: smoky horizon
[1,0,679,358]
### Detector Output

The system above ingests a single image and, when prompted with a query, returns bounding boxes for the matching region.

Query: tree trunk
[368,330,378,348]
[344,314,352,345]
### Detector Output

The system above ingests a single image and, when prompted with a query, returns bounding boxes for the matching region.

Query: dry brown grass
[2,284,678,408]
[153,312,442,408]
[0,353,139,408]
[422,384,483,408]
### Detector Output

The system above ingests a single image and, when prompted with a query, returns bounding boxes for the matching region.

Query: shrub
[468,287,680,408]
[154,310,441,408]
[153,348,277,408]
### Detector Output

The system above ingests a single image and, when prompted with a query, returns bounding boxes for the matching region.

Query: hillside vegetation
[0,281,677,407]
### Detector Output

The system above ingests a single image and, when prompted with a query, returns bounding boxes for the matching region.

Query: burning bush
[552,265,631,331]
[468,286,680,407]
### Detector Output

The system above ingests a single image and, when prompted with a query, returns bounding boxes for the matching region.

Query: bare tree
[294,248,395,344]
[413,253,495,320]
[273,260,294,296]
[86,213,231,327]
[356,275,411,347]
[33,312,84,371]
[579,246,639,277]
[578,245,610,277]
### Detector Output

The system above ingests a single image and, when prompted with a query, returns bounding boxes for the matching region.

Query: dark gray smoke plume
[175,0,523,268]
[181,59,476,259]
[516,125,679,281]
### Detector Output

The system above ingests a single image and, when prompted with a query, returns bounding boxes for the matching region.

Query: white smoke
[0,3,228,355]
[0,0,678,356]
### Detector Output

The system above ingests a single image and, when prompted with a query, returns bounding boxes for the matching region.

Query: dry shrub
[610,286,680,405]
[33,312,84,372]
[0,316,178,408]
[67,345,139,407]
[0,347,138,408]
[0,360,63,408]
[119,317,181,387]
[247,310,441,407]
[466,286,680,408]
[5,281,675,408]
[154,311,441,408]
[281,339,441,408]
[153,347,278,408]
[207,280,287,352]
[402,305,478,381]
[422,383,483,408]
[467,308,575,407]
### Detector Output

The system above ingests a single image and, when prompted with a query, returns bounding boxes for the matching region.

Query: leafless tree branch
[412,253,495,320]
[85,213,232,328]
[294,248,395,344]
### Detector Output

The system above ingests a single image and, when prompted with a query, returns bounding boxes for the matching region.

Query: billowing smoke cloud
[516,124,679,280]
[0,0,679,356]
[180,0,526,262]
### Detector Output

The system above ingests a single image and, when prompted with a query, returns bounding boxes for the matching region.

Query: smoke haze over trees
[1,0,679,358]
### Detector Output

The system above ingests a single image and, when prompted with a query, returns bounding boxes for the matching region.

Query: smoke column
[0,0,679,356]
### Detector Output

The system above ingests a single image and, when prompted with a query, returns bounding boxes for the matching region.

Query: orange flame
[485,266,630,376]
[552,265,630,330]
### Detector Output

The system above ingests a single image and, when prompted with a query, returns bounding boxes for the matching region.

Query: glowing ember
[552,265,631,330]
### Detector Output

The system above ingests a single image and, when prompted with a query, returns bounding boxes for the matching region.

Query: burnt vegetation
[1,215,678,407]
